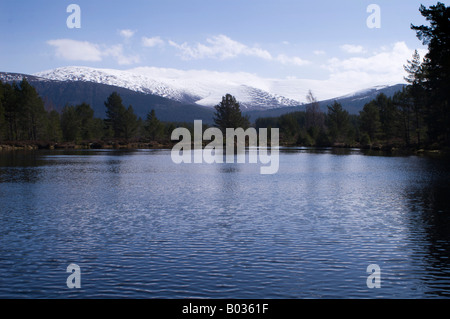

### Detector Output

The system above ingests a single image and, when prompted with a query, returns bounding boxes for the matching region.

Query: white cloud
[142,36,165,47]
[103,44,140,65]
[275,54,310,66]
[169,34,308,66]
[340,44,366,54]
[47,39,102,62]
[324,42,428,90]
[119,29,136,39]
[46,38,425,103]
[47,39,140,65]
[329,42,414,73]
[313,50,326,55]
[129,42,424,103]
[169,35,271,60]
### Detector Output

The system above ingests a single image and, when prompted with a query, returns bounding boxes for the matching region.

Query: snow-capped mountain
[34,66,301,110]
[0,72,49,83]
[336,85,391,100]
[1,67,406,122]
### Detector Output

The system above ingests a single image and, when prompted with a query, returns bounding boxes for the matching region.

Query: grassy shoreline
[1,140,448,158]
[0,140,175,151]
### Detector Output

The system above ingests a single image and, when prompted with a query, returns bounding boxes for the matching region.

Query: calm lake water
[0,148,449,299]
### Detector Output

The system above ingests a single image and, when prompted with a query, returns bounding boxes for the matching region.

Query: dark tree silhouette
[327,101,350,144]
[213,94,250,132]
[411,2,450,145]
[145,109,163,140]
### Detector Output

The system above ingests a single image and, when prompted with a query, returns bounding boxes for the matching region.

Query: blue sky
[0,0,445,90]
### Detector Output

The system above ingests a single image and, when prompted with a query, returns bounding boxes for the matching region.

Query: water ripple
[0,150,449,298]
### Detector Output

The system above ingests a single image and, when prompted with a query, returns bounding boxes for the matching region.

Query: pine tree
[122,105,138,140]
[327,101,350,144]
[360,101,381,142]
[411,2,450,145]
[2,82,19,140]
[145,109,163,140]
[392,88,413,145]
[90,118,105,140]
[404,50,422,85]
[46,110,63,142]
[104,92,127,138]
[75,102,95,140]
[61,105,81,142]
[278,113,300,143]
[404,50,426,145]
[17,79,47,141]
[0,82,5,141]
[375,93,398,141]
[213,94,250,132]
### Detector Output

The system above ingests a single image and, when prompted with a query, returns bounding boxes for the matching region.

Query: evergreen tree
[61,105,81,142]
[392,88,413,145]
[75,102,95,140]
[122,105,138,140]
[404,50,423,85]
[0,82,5,141]
[90,118,105,140]
[278,113,300,143]
[46,110,63,142]
[104,92,127,138]
[2,82,18,140]
[404,50,426,145]
[411,2,450,145]
[165,122,176,140]
[17,79,47,141]
[374,93,398,141]
[327,101,350,144]
[103,93,138,140]
[213,94,250,132]
[360,101,381,142]
[145,109,163,140]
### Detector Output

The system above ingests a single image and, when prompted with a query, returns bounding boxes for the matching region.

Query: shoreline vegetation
[1,4,449,159]
[0,139,447,158]
[0,82,448,156]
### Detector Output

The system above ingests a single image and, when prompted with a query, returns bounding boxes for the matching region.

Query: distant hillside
[1,71,405,124]
[318,84,407,114]
[0,72,215,123]
[245,84,406,121]
[34,66,303,110]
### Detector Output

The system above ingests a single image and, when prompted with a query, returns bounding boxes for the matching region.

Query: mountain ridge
[34,66,301,110]
[0,71,216,123]
[1,68,405,123]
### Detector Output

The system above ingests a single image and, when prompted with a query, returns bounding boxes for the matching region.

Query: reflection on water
[0,148,449,298]
[404,177,450,297]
